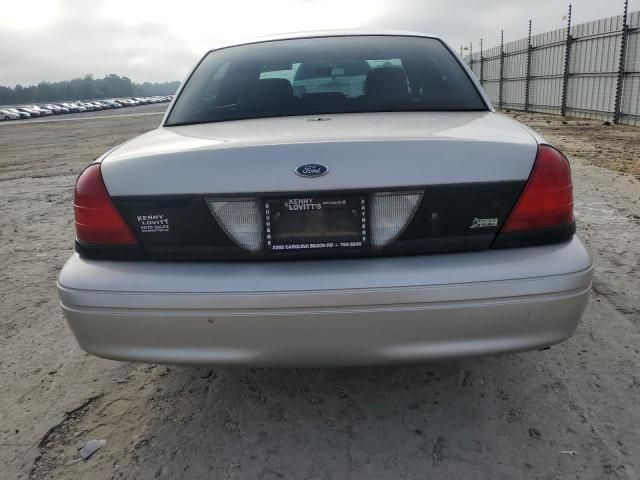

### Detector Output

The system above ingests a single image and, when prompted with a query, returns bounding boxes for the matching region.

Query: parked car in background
[78,102,97,111]
[81,102,99,111]
[33,106,53,115]
[28,105,53,116]
[41,104,62,114]
[67,103,88,113]
[54,104,70,113]
[17,107,41,117]
[105,100,123,108]
[58,31,592,367]
[4,107,31,119]
[0,109,21,120]
[44,104,70,114]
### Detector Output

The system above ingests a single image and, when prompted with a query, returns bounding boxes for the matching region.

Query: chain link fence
[464,3,640,126]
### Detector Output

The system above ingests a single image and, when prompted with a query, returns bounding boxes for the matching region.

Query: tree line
[0,74,180,105]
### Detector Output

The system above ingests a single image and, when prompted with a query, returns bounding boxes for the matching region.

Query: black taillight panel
[75,180,569,261]
[111,196,245,260]
[397,181,525,249]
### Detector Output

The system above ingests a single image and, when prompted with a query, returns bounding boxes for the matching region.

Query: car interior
[211,61,457,113]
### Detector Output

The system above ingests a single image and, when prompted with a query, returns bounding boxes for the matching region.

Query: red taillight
[501,145,573,232]
[74,164,138,245]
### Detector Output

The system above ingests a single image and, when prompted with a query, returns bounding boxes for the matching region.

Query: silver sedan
[58,31,592,366]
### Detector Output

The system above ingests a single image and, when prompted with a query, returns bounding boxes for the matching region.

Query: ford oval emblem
[295,164,329,178]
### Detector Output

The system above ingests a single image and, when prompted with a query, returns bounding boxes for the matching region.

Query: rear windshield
[165,36,486,126]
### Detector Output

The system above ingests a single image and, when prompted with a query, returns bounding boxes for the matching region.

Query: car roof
[208,29,442,53]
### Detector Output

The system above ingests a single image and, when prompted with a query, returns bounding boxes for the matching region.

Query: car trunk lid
[101,111,537,196]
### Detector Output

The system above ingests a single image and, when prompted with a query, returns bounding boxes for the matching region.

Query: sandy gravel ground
[1,108,639,480]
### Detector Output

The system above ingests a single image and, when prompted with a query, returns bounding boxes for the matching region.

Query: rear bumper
[58,237,593,366]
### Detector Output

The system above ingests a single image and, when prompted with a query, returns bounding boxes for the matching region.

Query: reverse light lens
[74,164,138,245]
[370,191,423,248]
[207,199,263,252]
[501,145,573,232]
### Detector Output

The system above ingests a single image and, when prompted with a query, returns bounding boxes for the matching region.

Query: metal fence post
[560,4,572,117]
[614,0,629,124]
[499,30,504,109]
[524,20,533,112]
[479,38,484,88]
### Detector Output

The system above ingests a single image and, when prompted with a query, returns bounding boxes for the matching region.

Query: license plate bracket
[265,195,368,252]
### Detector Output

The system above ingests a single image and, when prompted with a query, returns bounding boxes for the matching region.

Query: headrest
[364,67,409,102]
[249,78,294,104]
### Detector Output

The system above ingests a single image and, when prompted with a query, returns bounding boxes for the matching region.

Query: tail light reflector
[74,164,138,245]
[370,191,423,248]
[501,145,573,232]
[206,198,263,252]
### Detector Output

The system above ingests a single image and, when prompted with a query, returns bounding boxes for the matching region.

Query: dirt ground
[1,107,639,480]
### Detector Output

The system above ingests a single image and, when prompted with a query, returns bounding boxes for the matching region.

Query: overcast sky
[1,0,636,86]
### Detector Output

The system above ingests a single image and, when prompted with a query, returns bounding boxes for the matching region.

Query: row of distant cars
[0,95,173,120]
